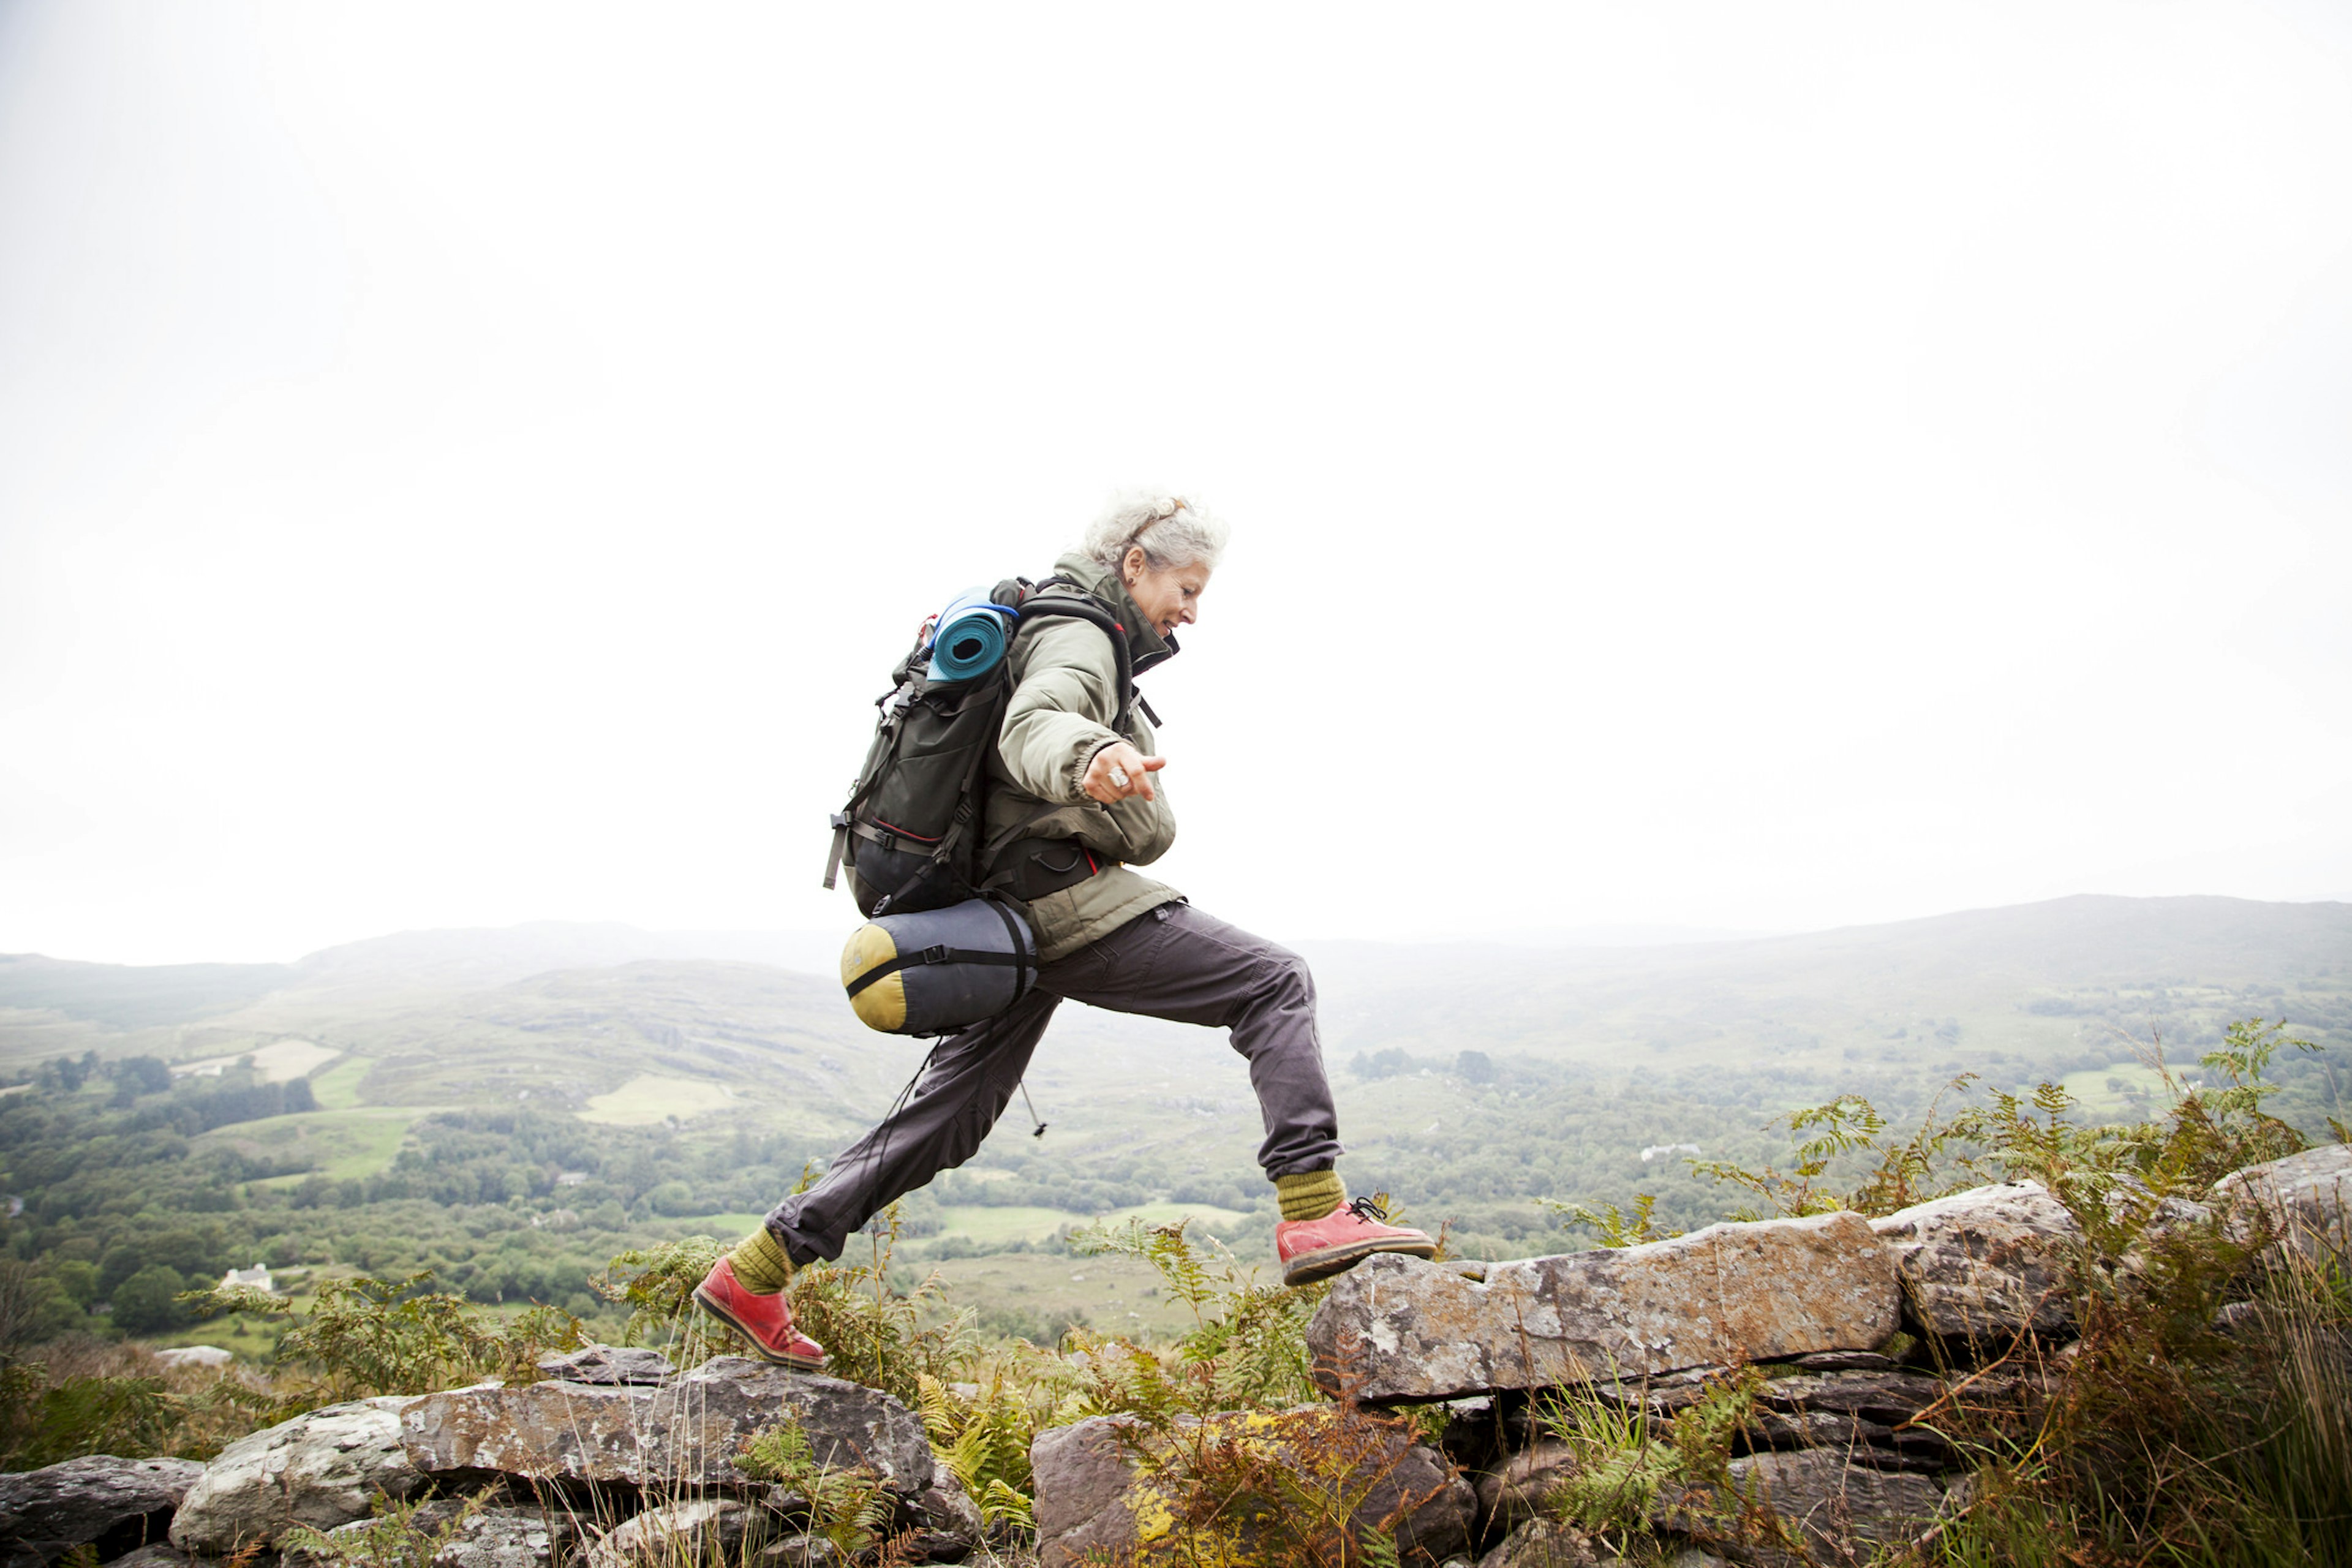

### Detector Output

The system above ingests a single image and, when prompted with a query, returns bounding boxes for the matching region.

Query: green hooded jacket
[984,552,1184,962]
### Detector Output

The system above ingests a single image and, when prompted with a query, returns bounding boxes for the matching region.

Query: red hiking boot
[693,1256,826,1370]
[1276,1196,1436,1286]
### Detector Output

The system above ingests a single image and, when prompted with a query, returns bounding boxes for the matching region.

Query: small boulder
[289,1501,571,1568]
[905,1483,984,1560]
[533,1346,673,1387]
[1475,1517,1612,1567]
[0,1455,205,1568]
[1474,1441,1580,1532]
[584,1499,753,1568]
[1659,1449,1946,1566]
[169,1398,421,1556]
[1309,1214,1899,1403]
[1030,1415,1148,1568]
[99,1547,208,1568]
[1030,1407,1471,1568]
[753,1536,839,1568]
[2214,1144,2352,1265]
[1871,1182,2079,1343]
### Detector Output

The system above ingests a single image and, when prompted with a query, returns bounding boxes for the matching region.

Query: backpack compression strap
[843,944,1029,998]
[846,898,1035,998]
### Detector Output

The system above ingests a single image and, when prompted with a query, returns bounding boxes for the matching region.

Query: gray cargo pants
[765,902,1343,1265]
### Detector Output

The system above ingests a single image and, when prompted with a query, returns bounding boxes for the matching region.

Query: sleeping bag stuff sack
[840,895,1036,1036]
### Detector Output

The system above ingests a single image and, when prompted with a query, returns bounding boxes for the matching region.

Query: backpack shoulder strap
[1010,579,1137,734]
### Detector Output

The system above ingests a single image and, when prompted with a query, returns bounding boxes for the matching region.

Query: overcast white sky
[2,1,2348,967]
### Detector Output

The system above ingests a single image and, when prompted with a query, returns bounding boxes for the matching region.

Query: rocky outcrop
[1870,1182,2080,1343]
[169,1398,422,1556]
[1307,1213,1899,1401]
[0,1455,203,1568]
[402,1360,932,1500]
[1030,1408,1471,1568]
[2214,1143,2352,1264]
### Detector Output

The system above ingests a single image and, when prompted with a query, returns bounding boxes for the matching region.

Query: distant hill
[1299,895,2352,1071]
[0,954,300,1029]
[6,895,2346,1113]
[287,921,849,994]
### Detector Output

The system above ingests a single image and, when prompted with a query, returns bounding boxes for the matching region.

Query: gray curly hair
[1081,490,1229,578]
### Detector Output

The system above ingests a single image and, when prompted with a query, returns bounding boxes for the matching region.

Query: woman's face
[1121,548,1212,638]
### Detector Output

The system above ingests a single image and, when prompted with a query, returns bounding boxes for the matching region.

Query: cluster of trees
[0,1072,834,1330]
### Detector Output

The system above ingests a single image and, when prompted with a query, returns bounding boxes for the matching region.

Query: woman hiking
[695,493,1433,1368]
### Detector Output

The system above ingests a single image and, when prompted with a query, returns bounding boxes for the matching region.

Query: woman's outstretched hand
[1083,741,1166,804]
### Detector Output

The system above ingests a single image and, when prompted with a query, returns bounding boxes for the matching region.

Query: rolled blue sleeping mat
[925,587,1017,682]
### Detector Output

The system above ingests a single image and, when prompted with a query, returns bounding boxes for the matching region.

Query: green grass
[171,1038,341,1083]
[669,1213,768,1238]
[2059,1061,2174,1115]
[1102,1200,1253,1230]
[917,1250,1201,1337]
[934,1205,1087,1243]
[202,1107,424,1182]
[578,1073,736,1125]
[307,1054,372,1110]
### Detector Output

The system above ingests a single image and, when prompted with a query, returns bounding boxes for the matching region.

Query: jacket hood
[1049,551,1178,676]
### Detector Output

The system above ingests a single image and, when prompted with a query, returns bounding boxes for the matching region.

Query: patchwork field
[580,1074,737,1125]
[917,1250,1205,1338]
[201,1106,425,1183]
[307,1054,372,1110]
[172,1038,339,1082]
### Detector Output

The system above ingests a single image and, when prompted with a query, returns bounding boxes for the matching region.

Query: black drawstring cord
[1019,1080,1048,1139]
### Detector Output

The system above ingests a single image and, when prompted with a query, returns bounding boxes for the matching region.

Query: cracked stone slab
[1307,1213,1899,1402]
[401,1361,932,1500]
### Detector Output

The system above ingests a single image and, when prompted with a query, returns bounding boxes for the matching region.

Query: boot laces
[1346,1195,1391,1225]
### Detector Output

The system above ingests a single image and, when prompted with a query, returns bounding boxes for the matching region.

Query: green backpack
[823,576,1136,921]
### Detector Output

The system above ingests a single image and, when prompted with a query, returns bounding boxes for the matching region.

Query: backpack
[823,576,1136,921]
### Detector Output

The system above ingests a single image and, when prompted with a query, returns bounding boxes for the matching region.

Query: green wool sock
[729,1227,796,1295]
[1276,1169,1347,1223]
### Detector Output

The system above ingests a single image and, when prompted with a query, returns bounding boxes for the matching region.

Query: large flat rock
[401,1359,932,1500]
[1307,1213,1899,1402]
